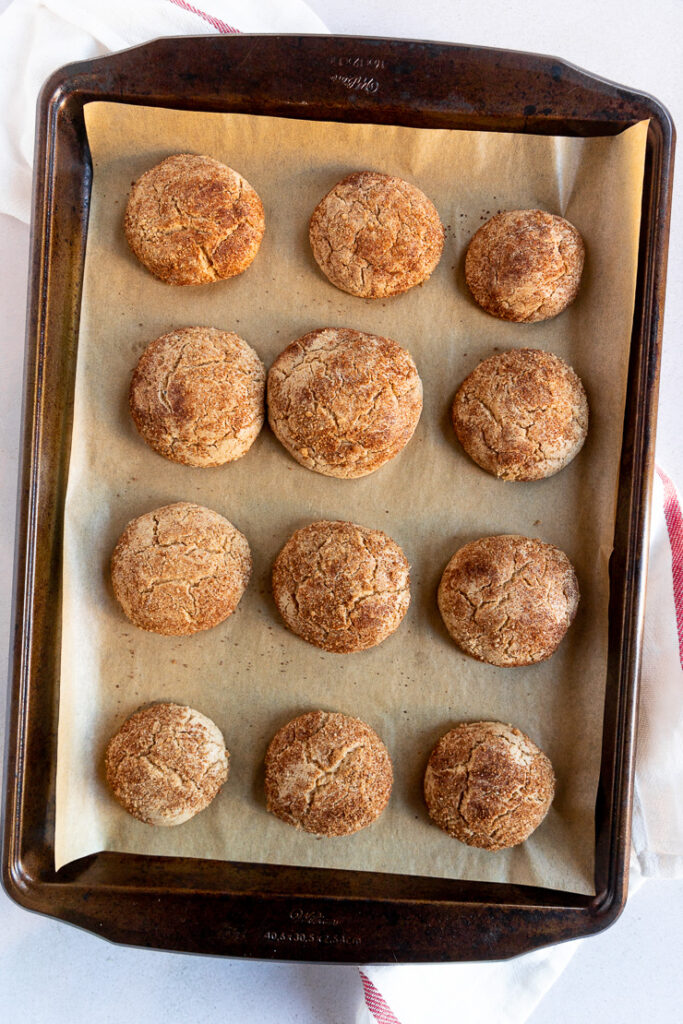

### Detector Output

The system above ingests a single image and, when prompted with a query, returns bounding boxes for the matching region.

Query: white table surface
[2,1,682,1021]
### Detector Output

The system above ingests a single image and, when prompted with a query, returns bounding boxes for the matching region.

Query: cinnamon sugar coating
[465,209,584,322]
[110,502,251,636]
[129,327,265,467]
[424,721,555,850]
[452,348,588,480]
[438,534,579,666]
[124,153,265,285]
[272,520,410,653]
[105,703,229,826]
[267,327,422,478]
[309,171,444,297]
[265,710,393,836]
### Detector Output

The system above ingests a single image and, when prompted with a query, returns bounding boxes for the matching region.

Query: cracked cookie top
[438,534,579,666]
[272,520,410,653]
[124,153,265,286]
[129,326,266,467]
[309,171,444,298]
[267,327,423,478]
[465,209,584,322]
[110,501,251,636]
[264,710,393,837]
[452,348,588,480]
[424,721,555,850]
[105,702,229,826]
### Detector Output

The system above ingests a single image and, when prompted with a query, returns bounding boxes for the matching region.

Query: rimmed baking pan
[2,35,674,962]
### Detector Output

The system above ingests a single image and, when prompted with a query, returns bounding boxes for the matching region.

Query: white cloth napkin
[633,467,683,878]
[1,4,681,1023]
[0,0,328,222]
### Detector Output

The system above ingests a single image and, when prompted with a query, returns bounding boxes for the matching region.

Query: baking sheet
[55,102,648,893]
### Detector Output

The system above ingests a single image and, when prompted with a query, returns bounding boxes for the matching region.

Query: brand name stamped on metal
[289,908,340,926]
[329,55,386,94]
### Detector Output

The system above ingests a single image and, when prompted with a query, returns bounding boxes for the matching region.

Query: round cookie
[264,710,393,836]
[452,348,589,480]
[437,534,579,666]
[111,501,251,636]
[424,721,555,850]
[267,327,423,478]
[465,209,585,322]
[309,171,444,298]
[272,520,410,653]
[124,153,265,286]
[105,702,229,826]
[129,327,266,467]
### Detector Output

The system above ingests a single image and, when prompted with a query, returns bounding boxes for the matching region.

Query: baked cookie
[465,209,584,322]
[111,502,251,636]
[264,710,393,836]
[424,721,555,850]
[438,534,579,666]
[452,348,588,480]
[272,520,410,653]
[124,153,265,285]
[309,171,444,297]
[129,326,266,467]
[267,327,423,478]
[105,702,229,826]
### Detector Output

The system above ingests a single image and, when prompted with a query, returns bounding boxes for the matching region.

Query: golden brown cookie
[424,721,555,850]
[124,153,265,286]
[437,535,579,666]
[267,327,423,478]
[465,209,584,321]
[111,502,251,636]
[452,348,588,480]
[272,520,410,653]
[105,702,229,826]
[264,710,393,836]
[129,326,266,467]
[309,171,444,297]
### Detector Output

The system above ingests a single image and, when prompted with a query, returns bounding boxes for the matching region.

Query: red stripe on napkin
[166,0,240,34]
[657,465,683,668]
[359,970,404,1024]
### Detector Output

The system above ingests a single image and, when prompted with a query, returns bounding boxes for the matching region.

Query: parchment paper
[55,102,648,894]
